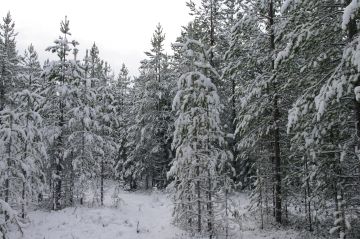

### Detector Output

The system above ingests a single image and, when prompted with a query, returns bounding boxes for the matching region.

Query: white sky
[0,0,194,76]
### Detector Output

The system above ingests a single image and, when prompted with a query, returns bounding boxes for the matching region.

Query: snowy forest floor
[9,181,322,239]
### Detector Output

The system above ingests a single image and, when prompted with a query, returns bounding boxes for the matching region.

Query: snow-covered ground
[9,184,183,239]
[9,183,320,239]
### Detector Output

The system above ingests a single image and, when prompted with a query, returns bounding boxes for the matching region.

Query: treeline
[1,0,360,239]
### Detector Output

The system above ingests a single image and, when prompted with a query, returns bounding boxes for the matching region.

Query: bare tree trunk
[259,176,264,230]
[271,156,275,218]
[196,165,201,233]
[69,151,74,206]
[100,159,104,206]
[305,156,313,231]
[21,180,26,219]
[207,170,213,238]
[264,178,269,224]
[54,154,62,210]
[4,174,10,222]
[188,191,192,230]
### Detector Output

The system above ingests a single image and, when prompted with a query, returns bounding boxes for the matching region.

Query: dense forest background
[1,0,360,239]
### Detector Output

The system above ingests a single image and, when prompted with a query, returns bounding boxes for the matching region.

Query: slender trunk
[4,178,10,222]
[21,181,26,219]
[145,174,149,190]
[230,77,238,183]
[273,113,282,224]
[334,152,346,239]
[264,178,269,224]
[22,100,30,219]
[22,135,28,218]
[188,191,192,229]
[209,0,215,67]
[269,0,282,224]
[69,151,74,206]
[81,120,85,205]
[54,31,68,211]
[207,170,213,238]
[225,186,229,238]
[196,165,201,233]
[339,190,347,239]
[308,197,312,231]
[54,153,62,210]
[305,156,313,231]
[100,95,107,206]
[100,159,104,206]
[260,176,264,230]
[304,188,307,215]
[334,182,346,239]
[271,156,275,217]
[54,105,64,210]
[54,102,64,210]
[4,117,12,221]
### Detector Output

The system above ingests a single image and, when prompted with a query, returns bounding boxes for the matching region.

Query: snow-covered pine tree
[65,49,102,206]
[127,24,174,189]
[186,0,224,69]
[0,12,19,112]
[42,16,82,210]
[226,0,292,225]
[188,0,242,189]
[169,25,233,237]
[114,63,131,181]
[96,61,118,206]
[0,91,45,226]
[123,73,144,190]
[15,44,47,218]
[221,0,241,185]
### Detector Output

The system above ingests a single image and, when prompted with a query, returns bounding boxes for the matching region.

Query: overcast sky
[0,0,194,76]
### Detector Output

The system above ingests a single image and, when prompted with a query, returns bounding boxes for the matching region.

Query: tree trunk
[273,99,282,224]
[305,156,313,231]
[54,93,65,210]
[4,178,10,222]
[100,159,104,206]
[207,170,213,238]
[259,175,264,230]
[268,0,282,224]
[196,165,201,233]
[209,0,215,67]
[4,118,12,222]
[21,180,26,219]
[225,186,229,238]
[54,155,62,210]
